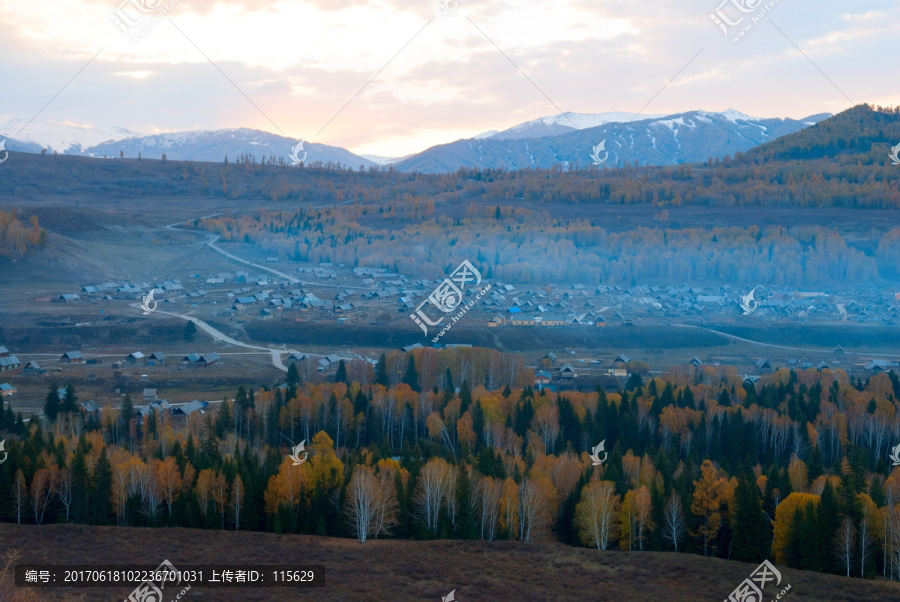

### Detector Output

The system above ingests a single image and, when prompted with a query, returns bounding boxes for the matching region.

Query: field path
[134,306,315,372]
[673,323,832,355]
[165,218,370,289]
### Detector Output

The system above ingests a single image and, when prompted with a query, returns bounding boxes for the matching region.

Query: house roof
[149,352,165,360]
[0,356,20,367]
[199,353,220,363]
[174,400,208,415]
[79,400,99,413]
[182,353,200,362]
[0,383,14,391]
[128,352,145,359]
[62,351,83,359]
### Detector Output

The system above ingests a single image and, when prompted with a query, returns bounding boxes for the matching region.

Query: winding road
[672,323,835,355]
[134,306,313,372]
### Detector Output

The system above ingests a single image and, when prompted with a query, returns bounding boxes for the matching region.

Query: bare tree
[30,467,57,525]
[835,516,856,577]
[532,403,560,455]
[413,458,456,535]
[231,475,244,531]
[57,468,73,522]
[662,493,687,552]
[346,466,398,542]
[14,470,27,525]
[574,480,620,550]
[859,505,874,578]
[474,476,503,541]
[518,477,556,542]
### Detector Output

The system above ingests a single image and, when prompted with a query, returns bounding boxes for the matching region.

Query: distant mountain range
[0,120,376,168]
[0,110,832,173]
[393,110,832,173]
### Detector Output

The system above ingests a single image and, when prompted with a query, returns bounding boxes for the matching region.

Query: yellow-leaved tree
[771,492,820,564]
[575,479,620,550]
[690,460,735,556]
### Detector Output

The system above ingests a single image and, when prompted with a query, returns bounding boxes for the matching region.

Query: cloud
[1,0,897,157]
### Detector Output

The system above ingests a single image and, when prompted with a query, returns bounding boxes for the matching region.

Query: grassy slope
[2,524,899,601]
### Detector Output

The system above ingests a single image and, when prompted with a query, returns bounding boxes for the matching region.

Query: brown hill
[1,524,898,601]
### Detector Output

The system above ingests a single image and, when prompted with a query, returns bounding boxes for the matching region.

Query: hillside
[2,524,898,601]
[745,104,900,162]
[394,110,827,173]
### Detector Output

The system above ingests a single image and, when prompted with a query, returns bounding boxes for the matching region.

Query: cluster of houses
[56,350,220,368]
[287,352,351,373]
[483,284,900,328]
[74,387,212,421]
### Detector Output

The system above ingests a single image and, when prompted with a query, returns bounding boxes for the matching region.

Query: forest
[0,210,45,256]
[2,106,898,213]
[198,207,899,287]
[3,347,900,583]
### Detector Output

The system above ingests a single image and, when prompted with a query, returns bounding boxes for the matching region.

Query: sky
[0,0,897,158]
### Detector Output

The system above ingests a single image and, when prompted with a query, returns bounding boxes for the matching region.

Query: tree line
[3,348,900,582]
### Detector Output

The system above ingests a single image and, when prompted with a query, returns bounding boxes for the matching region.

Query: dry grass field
[1,524,899,601]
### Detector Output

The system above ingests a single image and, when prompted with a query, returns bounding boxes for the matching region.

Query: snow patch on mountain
[0,119,140,153]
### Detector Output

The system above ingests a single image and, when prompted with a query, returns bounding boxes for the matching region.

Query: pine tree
[93,448,113,525]
[234,385,249,412]
[62,385,79,414]
[443,368,455,393]
[120,393,134,447]
[402,355,419,391]
[731,474,770,562]
[335,360,347,384]
[374,353,389,387]
[44,384,61,422]
[455,468,477,539]
[818,481,842,573]
[287,363,300,388]
[459,380,472,414]
[183,320,198,341]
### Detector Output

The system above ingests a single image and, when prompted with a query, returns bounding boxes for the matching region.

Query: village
[50,260,900,330]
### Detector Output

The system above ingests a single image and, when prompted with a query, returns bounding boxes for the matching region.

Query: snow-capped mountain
[488,111,666,141]
[85,128,376,167]
[394,110,832,173]
[0,120,376,168]
[0,119,138,154]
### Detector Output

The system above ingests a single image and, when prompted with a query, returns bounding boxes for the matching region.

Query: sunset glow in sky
[1,0,897,157]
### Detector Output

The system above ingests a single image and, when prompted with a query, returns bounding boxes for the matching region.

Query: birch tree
[574,480,620,550]
[413,458,456,535]
[662,493,687,552]
[834,516,856,577]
